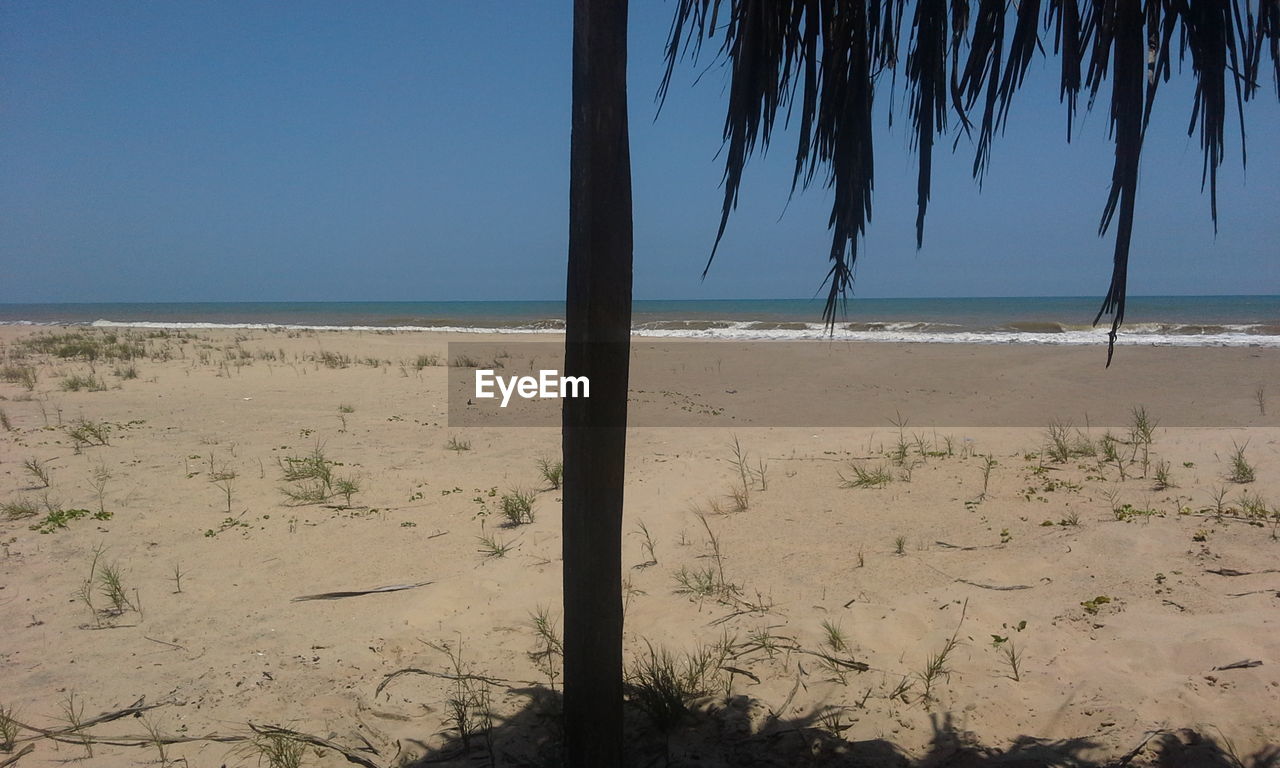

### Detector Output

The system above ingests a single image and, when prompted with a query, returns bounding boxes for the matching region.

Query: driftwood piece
[1213,659,1263,670]
[956,578,1033,591]
[249,723,381,768]
[292,581,433,602]
[0,744,34,768]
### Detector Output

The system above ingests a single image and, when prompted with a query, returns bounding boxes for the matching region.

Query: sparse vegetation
[477,526,514,558]
[626,640,720,734]
[428,640,494,757]
[2,497,39,520]
[537,457,564,490]
[500,489,536,525]
[250,730,305,768]
[61,373,105,391]
[1,365,37,390]
[1045,420,1095,463]
[447,435,472,453]
[66,418,111,450]
[1227,441,1256,484]
[839,462,892,489]
[634,520,658,568]
[0,703,19,752]
[22,457,52,488]
[528,606,564,688]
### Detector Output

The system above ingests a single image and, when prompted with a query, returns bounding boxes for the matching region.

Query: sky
[2,2,1277,303]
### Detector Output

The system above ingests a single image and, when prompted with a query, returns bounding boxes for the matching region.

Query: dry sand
[1,326,1277,767]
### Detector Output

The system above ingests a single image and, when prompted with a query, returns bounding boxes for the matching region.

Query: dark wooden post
[563,0,632,764]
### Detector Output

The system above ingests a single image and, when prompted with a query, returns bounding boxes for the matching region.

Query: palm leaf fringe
[663,0,1278,362]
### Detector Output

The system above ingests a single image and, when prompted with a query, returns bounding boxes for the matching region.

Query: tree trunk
[563,0,632,765]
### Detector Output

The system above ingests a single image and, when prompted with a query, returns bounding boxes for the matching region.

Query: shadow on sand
[396,685,1278,767]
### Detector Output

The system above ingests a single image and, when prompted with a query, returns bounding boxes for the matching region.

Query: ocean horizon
[1,296,1277,347]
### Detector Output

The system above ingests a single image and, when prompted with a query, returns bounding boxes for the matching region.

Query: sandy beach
[1,325,1277,767]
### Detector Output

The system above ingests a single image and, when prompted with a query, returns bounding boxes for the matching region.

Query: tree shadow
[397,685,1279,767]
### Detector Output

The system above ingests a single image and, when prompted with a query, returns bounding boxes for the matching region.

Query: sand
[1,325,1277,767]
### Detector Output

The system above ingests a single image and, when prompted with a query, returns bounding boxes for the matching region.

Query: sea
[1,296,1277,347]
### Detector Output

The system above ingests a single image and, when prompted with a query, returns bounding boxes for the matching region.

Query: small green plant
[61,691,92,758]
[90,462,112,517]
[113,363,139,380]
[1129,406,1157,447]
[1153,460,1175,490]
[61,373,104,392]
[279,444,336,504]
[839,462,892,489]
[171,562,186,593]
[673,565,719,598]
[29,505,103,533]
[1,365,37,390]
[1080,595,1112,615]
[0,408,11,431]
[210,463,237,513]
[447,435,472,453]
[1000,642,1023,681]
[0,703,19,752]
[500,489,536,525]
[918,633,960,702]
[821,619,849,654]
[333,477,360,507]
[97,560,135,617]
[1208,485,1231,516]
[22,457,52,488]
[528,606,564,688]
[1256,384,1267,416]
[477,526,513,558]
[139,715,169,767]
[979,456,998,499]
[337,403,355,413]
[536,457,564,489]
[427,640,494,757]
[1112,502,1158,522]
[251,730,305,768]
[626,640,719,734]
[893,535,907,555]
[414,353,441,368]
[2,497,39,520]
[66,418,111,450]
[634,520,658,568]
[1227,441,1256,483]
[1045,420,1095,463]
[1239,490,1269,519]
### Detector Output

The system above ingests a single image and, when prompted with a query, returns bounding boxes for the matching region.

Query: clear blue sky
[2,2,1277,302]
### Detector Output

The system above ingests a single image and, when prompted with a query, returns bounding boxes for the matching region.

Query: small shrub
[23,458,52,488]
[500,489,536,525]
[1,497,39,521]
[1227,441,1256,484]
[839,462,892,489]
[61,373,104,392]
[66,419,111,449]
[537,457,563,490]
[626,640,720,733]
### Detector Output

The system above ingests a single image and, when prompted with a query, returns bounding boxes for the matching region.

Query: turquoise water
[0,296,1276,346]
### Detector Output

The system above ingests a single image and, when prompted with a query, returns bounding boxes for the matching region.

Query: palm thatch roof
[661,0,1279,362]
